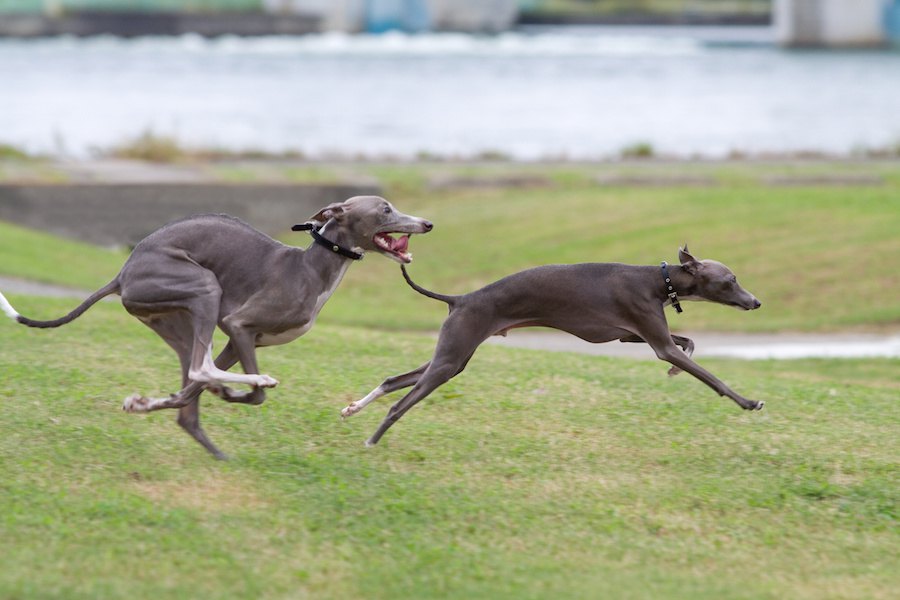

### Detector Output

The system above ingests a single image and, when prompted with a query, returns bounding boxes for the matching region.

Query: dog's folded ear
[307,201,348,226]
[678,245,701,274]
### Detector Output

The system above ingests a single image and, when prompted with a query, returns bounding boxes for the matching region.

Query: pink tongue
[394,235,409,253]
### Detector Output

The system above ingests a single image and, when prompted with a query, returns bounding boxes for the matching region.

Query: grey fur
[1,196,432,459]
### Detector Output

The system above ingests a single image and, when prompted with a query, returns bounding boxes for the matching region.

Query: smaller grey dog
[342,246,764,446]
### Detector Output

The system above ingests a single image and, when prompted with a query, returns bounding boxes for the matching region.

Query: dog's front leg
[203,340,268,405]
[636,322,764,411]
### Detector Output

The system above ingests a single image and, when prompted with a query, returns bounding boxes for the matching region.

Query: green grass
[0,163,898,597]
[319,166,900,332]
[0,220,127,290]
[0,298,897,599]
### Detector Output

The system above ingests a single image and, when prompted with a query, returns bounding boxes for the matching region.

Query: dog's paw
[743,399,765,411]
[341,403,361,419]
[253,374,279,388]
[122,393,150,413]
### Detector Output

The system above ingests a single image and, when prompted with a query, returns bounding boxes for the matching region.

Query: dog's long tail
[1,279,120,328]
[401,265,458,306]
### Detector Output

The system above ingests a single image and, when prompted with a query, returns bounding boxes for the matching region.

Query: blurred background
[1,0,899,159]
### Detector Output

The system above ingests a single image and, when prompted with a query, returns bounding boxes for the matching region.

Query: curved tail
[1,279,120,328]
[401,265,458,306]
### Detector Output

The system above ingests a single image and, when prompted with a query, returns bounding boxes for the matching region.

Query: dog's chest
[257,323,313,346]
[256,263,350,347]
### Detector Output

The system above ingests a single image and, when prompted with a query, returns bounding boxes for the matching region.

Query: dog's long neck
[657,264,697,305]
[300,221,359,297]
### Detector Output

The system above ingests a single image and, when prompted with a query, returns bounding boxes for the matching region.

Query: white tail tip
[0,290,20,321]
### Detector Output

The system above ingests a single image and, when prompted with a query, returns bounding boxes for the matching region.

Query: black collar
[660,261,683,314]
[292,223,363,261]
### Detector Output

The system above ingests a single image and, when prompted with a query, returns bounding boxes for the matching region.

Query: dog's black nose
[753,299,762,309]
[423,221,434,231]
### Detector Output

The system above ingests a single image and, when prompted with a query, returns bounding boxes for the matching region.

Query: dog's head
[678,245,761,311]
[306,196,433,263]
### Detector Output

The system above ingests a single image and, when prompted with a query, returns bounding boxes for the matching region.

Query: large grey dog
[342,247,764,446]
[0,196,432,458]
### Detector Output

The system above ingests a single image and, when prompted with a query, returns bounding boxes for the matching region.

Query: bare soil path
[3,276,897,359]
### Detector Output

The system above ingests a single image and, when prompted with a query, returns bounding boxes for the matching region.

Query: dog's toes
[341,403,359,419]
[122,393,149,413]
[755,400,765,411]
[255,374,279,388]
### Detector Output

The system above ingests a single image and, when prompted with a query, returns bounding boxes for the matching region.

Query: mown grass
[1,161,899,333]
[1,163,898,598]
[1,297,897,599]
[0,221,126,290]
[320,180,900,332]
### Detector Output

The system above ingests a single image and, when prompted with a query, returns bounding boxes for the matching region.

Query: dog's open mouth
[374,232,413,263]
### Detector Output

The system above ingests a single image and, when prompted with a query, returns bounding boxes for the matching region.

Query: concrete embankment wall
[0,12,319,37]
[0,183,380,247]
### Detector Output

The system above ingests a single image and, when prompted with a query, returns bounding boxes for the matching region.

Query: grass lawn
[0,160,898,598]
[0,298,897,599]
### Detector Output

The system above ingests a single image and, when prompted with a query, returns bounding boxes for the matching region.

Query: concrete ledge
[0,12,320,38]
[0,183,381,247]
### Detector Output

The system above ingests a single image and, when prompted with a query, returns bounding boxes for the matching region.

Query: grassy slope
[0,299,897,599]
[0,220,127,290]
[323,166,900,332]
[2,162,899,333]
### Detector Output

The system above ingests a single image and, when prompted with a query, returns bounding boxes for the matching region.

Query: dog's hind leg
[123,311,264,408]
[366,311,487,446]
[175,400,226,460]
[341,361,431,418]
[120,310,229,458]
[122,310,204,413]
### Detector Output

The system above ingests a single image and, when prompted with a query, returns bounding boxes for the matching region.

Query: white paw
[341,403,360,419]
[253,374,279,388]
[122,393,149,413]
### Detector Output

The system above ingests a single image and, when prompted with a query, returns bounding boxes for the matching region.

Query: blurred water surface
[2,26,899,158]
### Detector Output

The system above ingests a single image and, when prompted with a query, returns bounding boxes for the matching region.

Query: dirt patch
[428,175,553,190]
[595,175,718,187]
[129,472,269,513]
[763,175,884,187]
[487,329,900,360]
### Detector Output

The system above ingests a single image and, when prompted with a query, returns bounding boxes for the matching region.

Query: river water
[2,26,900,158]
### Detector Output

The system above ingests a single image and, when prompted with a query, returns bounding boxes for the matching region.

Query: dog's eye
[382,205,391,214]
